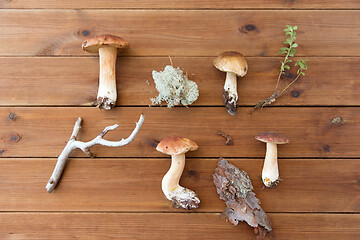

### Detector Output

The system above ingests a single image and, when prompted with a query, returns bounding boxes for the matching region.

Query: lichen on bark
[213,158,272,238]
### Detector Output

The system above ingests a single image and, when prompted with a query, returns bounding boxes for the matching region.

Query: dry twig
[217,131,234,145]
[46,114,145,193]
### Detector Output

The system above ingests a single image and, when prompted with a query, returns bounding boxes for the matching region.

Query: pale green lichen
[151,65,199,108]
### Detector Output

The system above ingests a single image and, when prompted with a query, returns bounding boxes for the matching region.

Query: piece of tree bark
[213,158,272,239]
[46,114,145,193]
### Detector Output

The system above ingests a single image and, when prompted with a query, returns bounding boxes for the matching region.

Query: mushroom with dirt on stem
[82,34,129,110]
[213,51,248,115]
[255,132,289,187]
[156,136,200,209]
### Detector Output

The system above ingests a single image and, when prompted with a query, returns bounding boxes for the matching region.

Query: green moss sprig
[250,25,308,115]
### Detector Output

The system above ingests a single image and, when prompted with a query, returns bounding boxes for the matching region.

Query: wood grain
[0,1,359,239]
[0,213,359,240]
[0,10,359,56]
[1,57,359,106]
[0,158,358,212]
[0,107,359,158]
[1,0,359,9]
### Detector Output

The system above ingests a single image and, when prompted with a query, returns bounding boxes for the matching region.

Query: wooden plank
[1,0,359,9]
[0,213,358,240]
[1,57,359,106]
[0,107,359,158]
[0,158,358,212]
[0,10,359,56]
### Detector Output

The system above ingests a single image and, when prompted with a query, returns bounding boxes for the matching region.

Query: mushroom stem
[223,72,238,115]
[162,153,185,197]
[262,142,279,187]
[162,154,200,209]
[98,46,118,110]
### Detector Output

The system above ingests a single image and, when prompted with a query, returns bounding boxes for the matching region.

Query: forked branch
[46,114,145,193]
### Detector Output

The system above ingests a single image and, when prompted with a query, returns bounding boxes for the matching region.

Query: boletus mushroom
[82,34,129,110]
[255,132,289,187]
[213,51,248,115]
[156,136,200,209]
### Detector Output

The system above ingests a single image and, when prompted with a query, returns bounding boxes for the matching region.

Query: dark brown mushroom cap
[255,132,289,144]
[156,136,198,155]
[213,51,248,77]
[82,34,129,54]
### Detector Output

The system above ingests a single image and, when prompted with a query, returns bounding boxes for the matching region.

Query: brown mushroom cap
[156,136,198,155]
[255,132,289,144]
[82,34,129,54]
[213,51,248,77]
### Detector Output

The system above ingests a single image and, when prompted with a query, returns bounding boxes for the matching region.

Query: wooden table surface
[0,1,359,239]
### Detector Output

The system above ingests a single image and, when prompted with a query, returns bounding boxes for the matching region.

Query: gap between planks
[0,211,358,214]
[0,157,359,159]
[1,8,360,11]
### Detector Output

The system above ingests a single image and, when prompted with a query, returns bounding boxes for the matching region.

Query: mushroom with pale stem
[213,51,248,115]
[255,132,289,187]
[82,34,129,110]
[156,136,200,209]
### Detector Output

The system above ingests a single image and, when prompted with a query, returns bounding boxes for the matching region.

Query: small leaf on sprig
[295,59,308,75]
